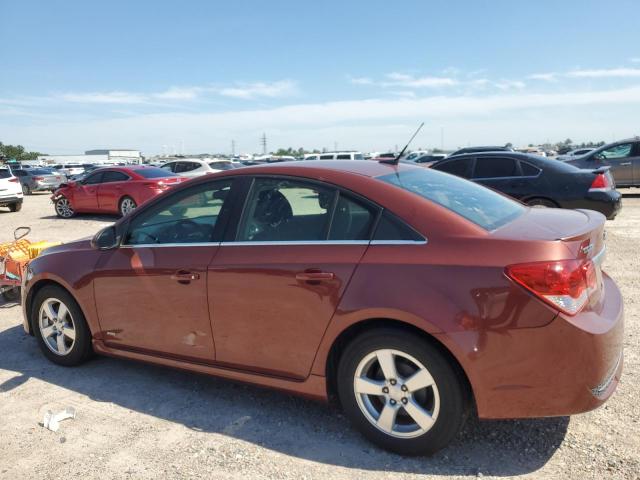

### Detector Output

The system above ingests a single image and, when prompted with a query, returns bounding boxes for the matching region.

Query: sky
[1,0,640,155]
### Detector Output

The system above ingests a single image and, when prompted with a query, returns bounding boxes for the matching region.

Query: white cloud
[494,80,526,90]
[349,76,374,85]
[7,84,640,154]
[384,73,458,88]
[567,68,640,78]
[59,91,148,104]
[528,73,557,82]
[153,86,201,100]
[218,80,297,99]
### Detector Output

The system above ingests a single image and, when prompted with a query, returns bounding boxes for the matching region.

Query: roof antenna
[380,122,425,165]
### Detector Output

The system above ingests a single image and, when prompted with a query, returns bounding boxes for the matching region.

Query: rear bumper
[561,191,622,219]
[443,273,624,419]
[0,195,23,206]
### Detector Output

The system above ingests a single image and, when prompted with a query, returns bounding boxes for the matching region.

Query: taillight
[143,181,168,190]
[505,259,597,315]
[589,173,612,192]
[8,178,18,183]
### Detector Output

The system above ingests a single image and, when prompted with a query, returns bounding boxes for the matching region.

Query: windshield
[0,169,11,179]
[378,168,525,230]
[135,167,179,178]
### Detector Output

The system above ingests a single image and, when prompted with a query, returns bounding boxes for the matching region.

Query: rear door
[97,170,131,212]
[72,171,103,211]
[207,176,378,379]
[633,142,640,186]
[594,142,635,186]
[471,156,528,199]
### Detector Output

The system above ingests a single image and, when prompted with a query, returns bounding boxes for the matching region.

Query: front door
[208,176,377,379]
[93,179,234,361]
[594,142,635,186]
[73,171,103,211]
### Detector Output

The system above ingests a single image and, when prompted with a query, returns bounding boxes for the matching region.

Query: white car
[305,151,364,161]
[52,163,85,177]
[161,159,240,178]
[402,150,431,162]
[557,148,595,161]
[0,167,24,212]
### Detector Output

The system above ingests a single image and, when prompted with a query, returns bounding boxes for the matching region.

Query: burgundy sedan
[51,166,187,218]
[22,161,623,455]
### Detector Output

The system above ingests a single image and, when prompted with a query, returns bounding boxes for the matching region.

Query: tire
[337,328,468,455]
[1,287,20,302]
[526,197,558,208]
[31,285,92,366]
[119,196,137,216]
[22,184,32,195]
[9,202,22,212]
[54,196,75,218]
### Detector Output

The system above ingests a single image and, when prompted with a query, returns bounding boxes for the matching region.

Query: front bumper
[442,272,624,419]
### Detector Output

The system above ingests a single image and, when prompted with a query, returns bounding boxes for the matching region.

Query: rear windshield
[0,169,11,179]
[134,167,179,178]
[378,168,525,230]
[30,168,55,175]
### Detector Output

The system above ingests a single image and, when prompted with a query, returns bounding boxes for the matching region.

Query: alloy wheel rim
[56,198,74,217]
[38,298,76,356]
[121,199,136,215]
[353,349,440,438]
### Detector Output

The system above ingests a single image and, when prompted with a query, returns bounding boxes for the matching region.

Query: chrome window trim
[220,240,371,247]
[370,240,427,246]
[120,242,220,248]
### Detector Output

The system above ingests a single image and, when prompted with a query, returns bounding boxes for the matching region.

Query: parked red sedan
[51,166,187,218]
[23,161,623,455]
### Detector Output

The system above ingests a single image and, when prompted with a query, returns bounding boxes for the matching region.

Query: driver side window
[599,143,633,160]
[125,180,233,245]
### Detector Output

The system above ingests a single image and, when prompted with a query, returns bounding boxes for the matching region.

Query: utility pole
[231,139,236,157]
[260,133,267,155]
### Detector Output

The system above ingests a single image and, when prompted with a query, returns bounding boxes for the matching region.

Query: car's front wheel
[8,202,22,212]
[31,285,92,366]
[337,328,468,455]
[54,196,75,218]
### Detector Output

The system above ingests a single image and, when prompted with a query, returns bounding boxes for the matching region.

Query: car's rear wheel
[1,287,20,302]
[31,285,92,366]
[8,202,22,212]
[119,196,137,216]
[337,328,468,455]
[55,196,75,218]
[526,197,558,208]
[22,184,32,195]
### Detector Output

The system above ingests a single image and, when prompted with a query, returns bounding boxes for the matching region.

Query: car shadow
[0,318,568,476]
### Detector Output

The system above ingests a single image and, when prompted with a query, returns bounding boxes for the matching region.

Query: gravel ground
[0,192,638,480]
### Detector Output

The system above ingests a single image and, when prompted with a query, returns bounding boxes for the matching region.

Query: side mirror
[91,226,118,250]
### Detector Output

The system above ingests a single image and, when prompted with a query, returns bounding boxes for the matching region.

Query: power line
[260,133,267,155]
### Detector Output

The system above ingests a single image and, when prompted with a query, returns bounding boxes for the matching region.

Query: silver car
[13,168,67,194]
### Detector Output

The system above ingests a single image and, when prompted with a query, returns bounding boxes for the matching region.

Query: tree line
[0,142,46,161]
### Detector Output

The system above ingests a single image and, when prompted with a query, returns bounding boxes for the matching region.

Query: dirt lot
[0,192,638,480]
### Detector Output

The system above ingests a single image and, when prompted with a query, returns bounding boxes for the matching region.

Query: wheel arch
[324,318,475,409]
[521,196,560,207]
[25,279,90,336]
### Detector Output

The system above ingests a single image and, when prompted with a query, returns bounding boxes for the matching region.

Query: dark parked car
[12,168,66,194]
[448,145,513,157]
[430,152,621,219]
[23,161,622,455]
[564,138,640,187]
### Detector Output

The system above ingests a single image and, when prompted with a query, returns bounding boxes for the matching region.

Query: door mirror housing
[91,226,119,250]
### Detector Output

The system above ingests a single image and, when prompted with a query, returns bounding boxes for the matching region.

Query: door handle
[296,270,335,282]
[171,270,200,284]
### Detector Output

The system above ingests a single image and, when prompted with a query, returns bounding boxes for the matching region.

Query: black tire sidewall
[120,196,136,216]
[55,197,74,218]
[31,285,92,366]
[9,202,22,212]
[337,329,467,456]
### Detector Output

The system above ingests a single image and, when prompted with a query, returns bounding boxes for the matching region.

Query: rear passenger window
[520,162,541,176]
[102,171,129,183]
[336,154,351,160]
[434,158,473,178]
[238,179,333,241]
[474,157,518,178]
[328,194,376,240]
[319,154,335,160]
[373,211,424,241]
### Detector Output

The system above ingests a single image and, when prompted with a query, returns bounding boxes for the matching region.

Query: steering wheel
[172,219,207,242]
